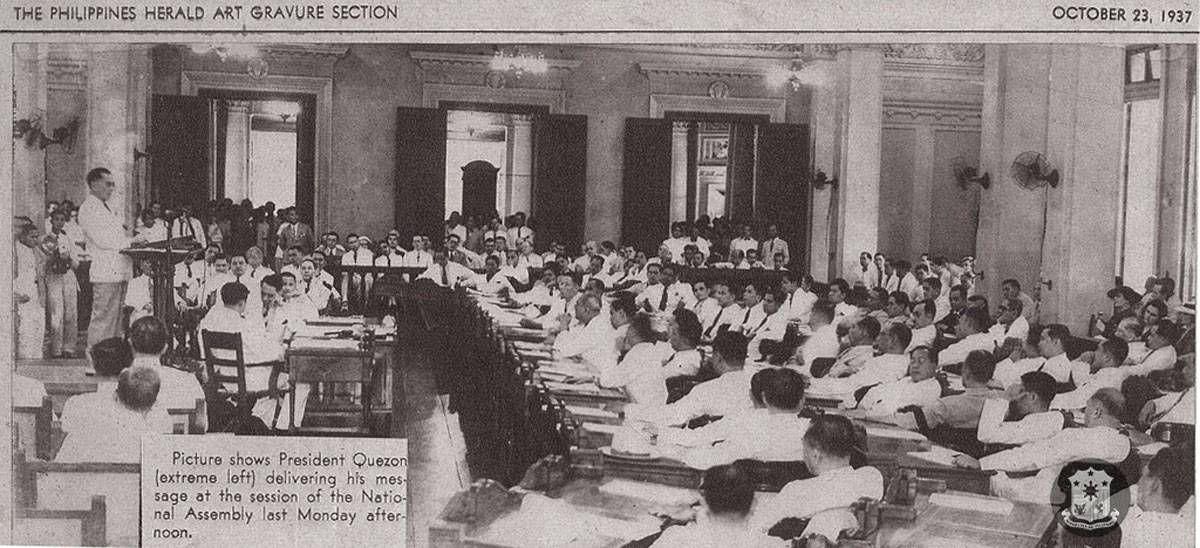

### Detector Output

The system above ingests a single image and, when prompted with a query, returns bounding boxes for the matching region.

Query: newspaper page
[3,0,1197,546]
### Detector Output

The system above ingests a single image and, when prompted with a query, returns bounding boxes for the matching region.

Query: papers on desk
[929,492,1013,515]
[906,446,961,467]
[865,426,927,442]
[565,405,619,422]
[598,479,697,506]
[289,338,362,350]
[513,340,553,352]
[307,316,364,326]
[544,381,602,394]
[582,423,621,436]
[476,493,661,548]
[537,370,592,384]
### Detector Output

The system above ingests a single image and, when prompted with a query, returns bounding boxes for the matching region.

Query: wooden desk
[894,454,995,495]
[876,491,1055,547]
[285,335,384,435]
[18,364,97,416]
[430,477,694,548]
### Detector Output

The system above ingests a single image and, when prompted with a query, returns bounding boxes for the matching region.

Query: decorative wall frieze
[410,51,579,91]
[638,62,770,80]
[883,44,985,63]
[882,100,983,126]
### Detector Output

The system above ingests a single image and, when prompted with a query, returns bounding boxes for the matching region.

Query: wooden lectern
[120,237,199,346]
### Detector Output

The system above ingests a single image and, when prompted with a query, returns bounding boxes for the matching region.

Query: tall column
[13,44,47,224]
[977,45,1124,331]
[834,48,884,278]
[669,121,691,223]
[223,100,252,202]
[508,114,534,216]
[1156,45,1197,283]
[806,58,839,280]
[86,44,152,225]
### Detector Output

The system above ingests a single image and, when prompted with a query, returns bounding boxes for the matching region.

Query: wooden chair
[13,395,58,460]
[201,330,283,431]
[13,495,107,546]
[14,451,139,546]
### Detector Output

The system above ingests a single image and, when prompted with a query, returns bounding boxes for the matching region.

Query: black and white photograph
[5,10,1198,547]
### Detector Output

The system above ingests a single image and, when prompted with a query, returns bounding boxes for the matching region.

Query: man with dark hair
[1122,442,1194,546]
[1128,319,1180,376]
[58,339,172,462]
[1001,278,1037,324]
[1052,338,1132,409]
[954,388,1131,505]
[199,281,306,429]
[663,366,809,469]
[826,316,881,378]
[813,322,911,398]
[922,277,949,323]
[748,288,789,359]
[976,371,1064,445]
[417,247,475,288]
[128,316,206,430]
[80,167,149,348]
[857,345,942,415]
[989,297,1029,347]
[701,280,741,342]
[633,330,763,428]
[653,462,778,547]
[791,300,840,367]
[637,262,696,313]
[937,307,994,365]
[781,269,817,323]
[883,290,911,324]
[827,278,857,323]
[908,299,939,352]
[937,283,970,332]
[1035,323,1076,383]
[661,308,704,377]
[900,349,998,431]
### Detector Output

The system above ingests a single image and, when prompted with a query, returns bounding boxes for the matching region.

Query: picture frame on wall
[699,135,729,165]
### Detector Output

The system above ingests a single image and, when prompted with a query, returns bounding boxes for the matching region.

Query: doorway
[199,89,317,225]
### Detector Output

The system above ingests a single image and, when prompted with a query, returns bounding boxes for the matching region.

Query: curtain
[395,107,448,243]
[621,118,672,254]
[532,114,588,250]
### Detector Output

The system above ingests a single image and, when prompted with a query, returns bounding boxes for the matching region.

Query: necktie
[742,308,752,325]
[658,285,669,311]
[787,293,794,308]
[102,201,112,214]
[306,280,311,293]
[441,266,449,287]
[704,307,725,338]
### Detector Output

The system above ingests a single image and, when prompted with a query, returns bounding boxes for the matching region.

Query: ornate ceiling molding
[638,62,770,80]
[260,44,349,59]
[410,51,579,92]
[882,44,984,63]
[410,51,581,73]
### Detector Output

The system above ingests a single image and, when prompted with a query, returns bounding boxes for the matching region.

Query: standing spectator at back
[45,209,82,357]
[277,208,313,256]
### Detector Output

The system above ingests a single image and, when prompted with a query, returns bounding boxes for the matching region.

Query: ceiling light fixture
[489,47,548,78]
[766,57,814,92]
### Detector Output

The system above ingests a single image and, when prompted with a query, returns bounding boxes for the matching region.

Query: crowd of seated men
[440,225,1193,545]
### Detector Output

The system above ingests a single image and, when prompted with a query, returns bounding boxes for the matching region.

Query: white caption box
[142,435,407,547]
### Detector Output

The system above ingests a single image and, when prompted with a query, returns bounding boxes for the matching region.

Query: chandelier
[188,43,261,61]
[489,47,548,78]
[766,58,813,92]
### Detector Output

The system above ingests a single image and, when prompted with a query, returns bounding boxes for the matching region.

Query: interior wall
[877,58,984,264]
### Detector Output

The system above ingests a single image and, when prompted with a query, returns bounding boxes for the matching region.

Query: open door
[150,95,211,210]
[755,123,810,268]
[395,107,447,243]
[532,114,588,250]
[621,118,672,255]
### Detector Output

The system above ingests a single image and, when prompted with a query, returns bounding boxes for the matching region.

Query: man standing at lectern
[79,167,146,348]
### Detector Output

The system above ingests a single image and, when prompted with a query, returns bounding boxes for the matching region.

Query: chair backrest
[13,395,55,460]
[14,495,106,547]
[201,330,247,398]
[15,451,139,546]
